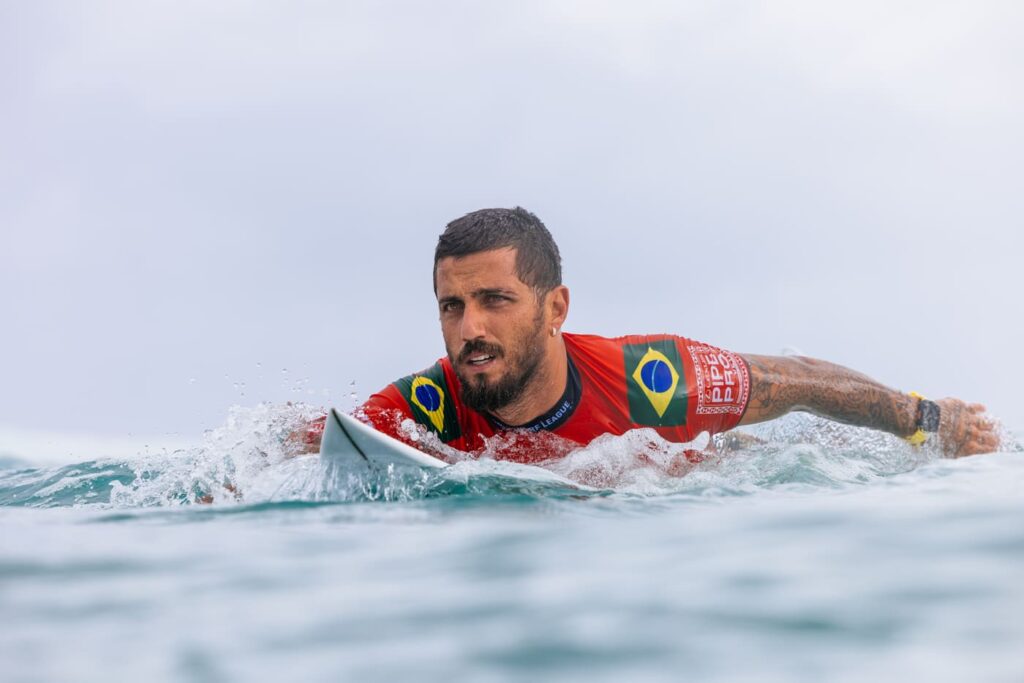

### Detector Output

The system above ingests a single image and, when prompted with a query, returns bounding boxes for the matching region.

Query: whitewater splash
[0,403,1018,509]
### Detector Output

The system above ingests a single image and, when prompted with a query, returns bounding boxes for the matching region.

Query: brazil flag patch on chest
[393,363,462,442]
[623,339,688,427]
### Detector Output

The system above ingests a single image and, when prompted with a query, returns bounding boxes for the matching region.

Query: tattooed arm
[738,355,999,457]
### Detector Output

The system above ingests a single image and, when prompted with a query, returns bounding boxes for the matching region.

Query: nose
[460,302,486,341]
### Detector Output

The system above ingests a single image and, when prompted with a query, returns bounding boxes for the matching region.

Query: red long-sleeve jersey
[358,332,751,464]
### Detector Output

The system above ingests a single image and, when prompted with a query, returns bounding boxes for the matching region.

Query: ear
[547,285,570,329]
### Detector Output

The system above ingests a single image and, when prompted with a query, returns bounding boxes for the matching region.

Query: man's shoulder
[391,357,454,386]
[563,332,705,381]
[387,357,460,410]
[369,357,465,443]
[365,358,455,411]
[564,331,692,351]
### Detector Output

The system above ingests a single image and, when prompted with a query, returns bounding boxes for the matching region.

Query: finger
[969,422,998,439]
[977,430,1001,449]
[967,431,1000,453]
[967,403,987,414]
[967,441,997,456]
[977,418,1000,435]
[959,438,991,456]
[969,416,995,432]
[969,435,997,452]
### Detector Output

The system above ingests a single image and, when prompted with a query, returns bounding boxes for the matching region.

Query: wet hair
[433,207,562,295]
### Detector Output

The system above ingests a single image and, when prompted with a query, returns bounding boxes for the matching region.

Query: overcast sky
[2,1,1022,439]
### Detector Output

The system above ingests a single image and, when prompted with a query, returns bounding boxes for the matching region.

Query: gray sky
[2,1,1022,438]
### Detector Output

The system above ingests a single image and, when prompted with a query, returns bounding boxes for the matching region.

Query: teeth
[468,355,494,365]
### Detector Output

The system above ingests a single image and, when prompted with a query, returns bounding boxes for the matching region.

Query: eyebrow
[472,287,517,298]
[438,288,518,305]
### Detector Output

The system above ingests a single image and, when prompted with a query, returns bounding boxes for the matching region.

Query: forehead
[435,248,528,296]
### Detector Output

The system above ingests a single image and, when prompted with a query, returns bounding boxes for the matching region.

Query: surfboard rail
[319,408,448,470]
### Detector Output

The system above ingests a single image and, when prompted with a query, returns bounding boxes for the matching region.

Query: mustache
[458,340,504,363]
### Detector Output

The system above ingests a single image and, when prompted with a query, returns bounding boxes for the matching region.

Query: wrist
[906,391,941,446]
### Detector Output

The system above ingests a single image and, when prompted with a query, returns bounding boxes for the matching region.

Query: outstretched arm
[738,354,999,457]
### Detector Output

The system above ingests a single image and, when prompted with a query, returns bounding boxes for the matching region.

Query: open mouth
[466,354,496,366]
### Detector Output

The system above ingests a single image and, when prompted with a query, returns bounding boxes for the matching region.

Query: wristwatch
[907,392,941,446]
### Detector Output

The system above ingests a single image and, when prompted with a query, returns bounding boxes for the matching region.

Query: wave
[1,404,1019,509]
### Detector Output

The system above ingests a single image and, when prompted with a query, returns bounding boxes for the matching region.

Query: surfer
[304,207,998,460]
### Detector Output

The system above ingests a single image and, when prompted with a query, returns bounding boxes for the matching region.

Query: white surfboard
[319,408,607,498]
[319,408,448,471]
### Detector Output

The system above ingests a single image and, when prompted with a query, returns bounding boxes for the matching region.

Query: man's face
[435,248,547,413]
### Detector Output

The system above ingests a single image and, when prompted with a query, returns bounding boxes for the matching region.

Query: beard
[451,310,546,414]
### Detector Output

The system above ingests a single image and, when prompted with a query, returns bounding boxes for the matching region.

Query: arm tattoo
[740,354,918,437]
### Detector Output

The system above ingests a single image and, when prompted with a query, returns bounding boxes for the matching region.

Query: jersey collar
[486,353,581,433]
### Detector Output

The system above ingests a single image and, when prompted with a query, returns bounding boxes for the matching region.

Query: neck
[490,336,568,427]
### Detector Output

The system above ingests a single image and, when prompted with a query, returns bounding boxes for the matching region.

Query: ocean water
[1,404,1022,683]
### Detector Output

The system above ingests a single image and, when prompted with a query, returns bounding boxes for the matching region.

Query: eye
[484,294,509,306]
[440,300,463,314]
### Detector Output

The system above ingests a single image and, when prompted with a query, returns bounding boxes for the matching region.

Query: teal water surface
[1,407,1022,683]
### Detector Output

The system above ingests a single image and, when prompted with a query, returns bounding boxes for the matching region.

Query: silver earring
[551,327,557,337]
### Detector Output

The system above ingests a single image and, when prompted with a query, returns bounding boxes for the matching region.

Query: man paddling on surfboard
[302,207,998,461]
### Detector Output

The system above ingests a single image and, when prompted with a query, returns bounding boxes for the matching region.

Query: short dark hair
[433,207,562,295]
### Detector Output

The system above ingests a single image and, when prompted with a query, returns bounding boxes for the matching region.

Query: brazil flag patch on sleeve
[392,363,462,442]
[623,339,688,427]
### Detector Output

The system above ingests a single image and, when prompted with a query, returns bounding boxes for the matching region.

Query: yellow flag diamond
[410,376,446,433]
[630,347,680,418]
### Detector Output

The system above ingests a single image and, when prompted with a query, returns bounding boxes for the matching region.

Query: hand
[284,414,326,456]
[936,398,1000,457]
